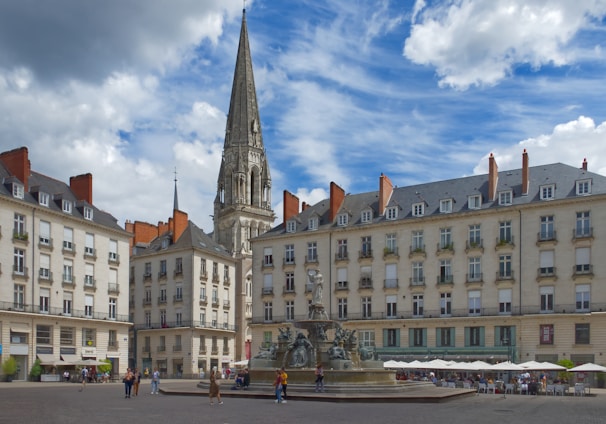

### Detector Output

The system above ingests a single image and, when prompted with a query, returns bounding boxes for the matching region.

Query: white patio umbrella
[539,362,567,371]
[518,360,546,370]
[233,359,249,366]
[383,360,403,368]
[487,361,525,371]
[569,363,606,372]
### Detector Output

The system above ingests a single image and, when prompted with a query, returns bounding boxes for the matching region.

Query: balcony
[262,260,274,269]
[409,245,426,258]
[537,267,557,281]
[536,231,557,245]
[304,256,318,266]
[38,237,53,251]
[283,257,296,266]
[437,275,454,285]
[83,277,96,291]
[334,252,349,262]
[157,346,166,352]
[108,283,120,294]
[157,297,167,305]
[61,274,75,288]
[142,346,150,353]
[108,252,120,265]
[223,300,231,309]
[383,247,399,260]
[108,341,119,351]
[409,277,425,287]
[495,237,515,250]
[83,247,96,260]
[173,345,182,352]
[223,278,231,287]
[573,264,593,279]
[261,287,274,296]
[200,271,208,281]
[199,347,207,354]
[62,241,76,256]
[38,269,53,284]
[496,270,515,281]
[199,295,208,305]
[13,231,29,245]
[174,268,183,277]
[174,295,183,303]
[212,298,220,307]
[283,286,296,295]
[465,273,483,284]
[465,239,484,253]
[359,277,373,290]
[212,273,220,283]
[335,281,348,291]
[436,242,454,255]
[143,272,152,282]
[572,227,593,241]
[358,249,373,260]
[384,278,398,289]
[158,271,167,280]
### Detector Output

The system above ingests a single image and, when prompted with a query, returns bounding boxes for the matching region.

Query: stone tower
[214,8,275,360]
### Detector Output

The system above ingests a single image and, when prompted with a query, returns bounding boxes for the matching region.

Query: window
[284,244,295,264]
[38,192,49,206]
[39,254,51,279]
[308,217,318,231]
[176,311,183,326]
[468,290,481,316]
[411,262,424,285]
[539,216,554,240]
[212,262,218,278]
[63,292,73,315]
[144,262,151,277]
[108,239,118,262]
[468,224,481,246]
[385,328,399,347]
[411,328,426,347]
[412,202,424,217]
[576,179,591,195]
[60,327,75,346]
[36,325,52,345]
[496,326,514,348]
[13,213,26,238]
[437,328,454,347]
[337,213,349,226]
[539,251,555,275]
[468,257,481,281]
[338,298,347,319]
[285,300,295,321]
[440,293,452,316]
[263,247,273,266]
[499,221,512,243]
[285,272,295,292]
[109,298,117,319]
[14,248,25,274]
[286,220,296,233]
[540,324,554,345]
[498,190,512,205]
[84,206,93,220]
[412,230,424,251]
[82,328,96,347]
[412,294,423,317]
[159,260,167,277]
[361,209,372,223]
[386,206,398,220]
[385,263,397,288]
[439,228,452,249]
[145,312,151,328]
[498,289,512,314]
[360,266,372,287]
[358,330,375,348]
[13,182,24,199]
[362,296,372,318]
[39,221,51,246]
[200,309,206,325]
[499,254,512,278]
[576,284,590,312]
[200,259,207,277]
[39,288,50,313]
[160,310,167,326]
[361,236,372,257]
[468,194,482,209]
[307,242,317,262]
[264,302,273,322]
[62,199,72,213]
[575,323,590,344]
[176,285,183,301]
[439,199,452,213]
[540,184,555,200]
[575,247,591,273]
[540,286,554,313]
[63,227,74,251]
[158,286,166,302]
[108,330,117,349]
[161,238,169,249]
[386,295,397,318]
[85,233,95,256]
[385,233,397,254]
[575,211,591,237]
[175,257,183,274]
[466,327,483,347]
[336,268,347,289]
[63,259,73,283]
[200,285,207,301]
[439,259,452,283]
[84,295,94,318]
[14,284,25,309]
[336,239,348,260]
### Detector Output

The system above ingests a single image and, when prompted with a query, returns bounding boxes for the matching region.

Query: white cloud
[272,187,329,225]
[404,0,606,90]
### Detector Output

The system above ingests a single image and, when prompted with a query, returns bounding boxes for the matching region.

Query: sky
[1,0,606,233]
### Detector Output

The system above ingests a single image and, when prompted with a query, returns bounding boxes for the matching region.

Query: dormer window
[468,195,481,210]
[337,213,348,226]
[576,179,591,195]
[386,206,398,220]
[12,183,24,199]
[62,199,72,213]
[439,199,453,213]
[412,202,424,217]
[39,192,49,207]
[361,209,372,223]
[540,184,555,200]
[83,206,93,220]
[308,217,318,231]
[286,220,296,233]
[498,190,512,206]
[161,238,169,249]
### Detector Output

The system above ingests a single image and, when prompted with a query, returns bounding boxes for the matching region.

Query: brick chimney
[488,153,499,201]
[582,158,588,171]
[172,209,188,242]
[70,173,93,204]
[283,190,299,225]
[126,220,161,249]
[521,149,529,196]
[329,182,345,222]
[301,201,307,211]
[0,146,31,191]
[378,173,393,216]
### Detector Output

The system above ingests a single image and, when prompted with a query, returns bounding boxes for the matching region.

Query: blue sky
[1,0,605,232]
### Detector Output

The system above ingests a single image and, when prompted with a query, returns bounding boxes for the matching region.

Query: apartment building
[127,206,237,378]
[0,147,131,380]
[251,151,606,374]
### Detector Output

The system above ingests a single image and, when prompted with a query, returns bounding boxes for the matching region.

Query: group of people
[118,367,159,397]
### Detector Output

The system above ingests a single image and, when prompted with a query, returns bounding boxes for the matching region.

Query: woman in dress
[209,368,223,405]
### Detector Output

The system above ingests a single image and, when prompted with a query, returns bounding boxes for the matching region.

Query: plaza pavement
[0,379,605,424]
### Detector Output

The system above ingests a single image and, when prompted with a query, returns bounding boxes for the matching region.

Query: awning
[10,323,31,333]
[37,354,57,365]
[61,354,80,365]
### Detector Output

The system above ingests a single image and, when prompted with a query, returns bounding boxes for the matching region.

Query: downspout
[31,208,36,373]
[518,208,522,362]
[328,231,332,319]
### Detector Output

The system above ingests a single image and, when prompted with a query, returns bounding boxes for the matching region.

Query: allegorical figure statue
[309,270,324,305]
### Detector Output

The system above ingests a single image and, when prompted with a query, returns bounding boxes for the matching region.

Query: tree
[29,358,43,381]
[97,359,112,374]
[2,357,18,381]
[556,358,574,382]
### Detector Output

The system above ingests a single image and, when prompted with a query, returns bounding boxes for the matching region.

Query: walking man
[79,367,88,392]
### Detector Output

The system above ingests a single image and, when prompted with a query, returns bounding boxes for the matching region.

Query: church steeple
[213,8,274,256]
[173,168,179,211]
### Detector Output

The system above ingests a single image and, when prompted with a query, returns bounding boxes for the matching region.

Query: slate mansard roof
[262,162,606,238]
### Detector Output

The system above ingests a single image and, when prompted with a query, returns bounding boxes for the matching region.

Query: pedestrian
[79,367,88,392]
[242,368,250,390]
[209,368,223,405]
[123,367,134,398]
[315,363,324,392]
[151,367,160,394]
[133,368,141,396]
[280,367,288,400]
[273,369,283,404]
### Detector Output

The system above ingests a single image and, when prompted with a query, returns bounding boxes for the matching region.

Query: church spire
[173,168,179,211]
